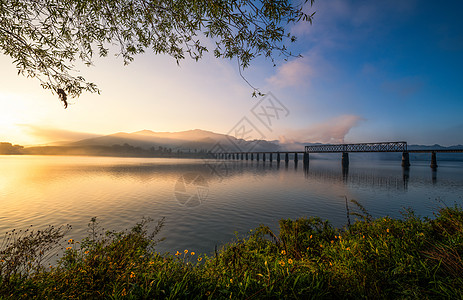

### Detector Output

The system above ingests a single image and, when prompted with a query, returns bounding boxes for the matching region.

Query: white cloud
[266,56,314,89]
[279,114,364,145]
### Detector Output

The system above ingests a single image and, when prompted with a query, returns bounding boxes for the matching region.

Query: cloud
[266,56,314,89]
[19,125,101,144]
[381,77,424,97]
[279,114,364,145]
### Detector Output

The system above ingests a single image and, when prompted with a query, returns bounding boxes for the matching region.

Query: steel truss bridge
[305,142,408,153]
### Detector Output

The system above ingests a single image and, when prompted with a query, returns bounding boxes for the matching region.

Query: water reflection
[1,156,462,258]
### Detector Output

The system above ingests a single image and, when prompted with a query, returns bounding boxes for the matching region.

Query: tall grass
[1,203,462,299]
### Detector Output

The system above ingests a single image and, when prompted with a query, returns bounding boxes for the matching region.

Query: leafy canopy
[0,0,314,107]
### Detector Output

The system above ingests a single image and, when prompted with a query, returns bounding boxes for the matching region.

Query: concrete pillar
[277,152,281,163]
[241,153,243,160]
[401,152,410,167]
[303,152,309,165]
[257,153,260,161]
[342,152,349,168]
[270,153,273,162]
[294,153,298,163]
[430,152,438,169]
[251,153,254,161]
[263,153,266,162]
[246,153,248,160]
[285,153,289,163]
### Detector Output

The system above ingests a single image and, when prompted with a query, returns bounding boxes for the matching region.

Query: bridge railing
[305,141,408,153]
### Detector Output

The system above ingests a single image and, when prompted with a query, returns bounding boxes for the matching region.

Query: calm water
[1,155,463,256]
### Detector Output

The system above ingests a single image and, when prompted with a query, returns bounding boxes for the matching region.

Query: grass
[1,202,462,299]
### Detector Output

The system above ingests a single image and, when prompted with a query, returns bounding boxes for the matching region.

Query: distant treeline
[0,142,215,158]
[0,142,24,154]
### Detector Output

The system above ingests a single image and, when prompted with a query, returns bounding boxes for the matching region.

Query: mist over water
[1,155,462,256]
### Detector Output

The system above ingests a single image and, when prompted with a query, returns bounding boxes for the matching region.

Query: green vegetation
[1,203,462,299]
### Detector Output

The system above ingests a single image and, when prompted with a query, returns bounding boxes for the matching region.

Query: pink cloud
[279,114,364,145]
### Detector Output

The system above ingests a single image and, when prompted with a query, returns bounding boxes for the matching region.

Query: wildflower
[191,252,195,256]
[346,247,350,251]
[288,259,293,264]
[184,249,188,254]
[198,257,202,262]
[320,244,323,248]
[329,262,332,266]
[121,288,127,296]
[84,251,89,254]
[331,240,334,244]
[68,239,73,243]
[230,279,233,283]
[175,251,181,256]
[386,228,390,233]
[149,261,155,265]
[66,247,72,250]
[281,250,286,255]
[279,260,285,267]
[362,235,365,239]
[309,235,312,239]
[306,247,310,251]
[130,272,135,278]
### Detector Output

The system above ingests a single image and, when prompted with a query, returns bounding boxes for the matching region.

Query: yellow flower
[197,257,202,262]
[320,244,323,248]
[279,260,285,267]
[175,251,181,256]
[149,261,155,265]
[184,249,188,254]
[309,235,312,239]
[84,251,89,254]
[288,259,293,264]
[66,247,72,250]
[68,239,74,243]
[329,262,332,266]
[346,247,350,251]
[362,235,365,239]
[230,279,233,283]
[331,240,334,244]
[386,228,390,233]
[306,247,310,251]
[281,250,286,255]
[191,252,195,256]
[130,272,135,278]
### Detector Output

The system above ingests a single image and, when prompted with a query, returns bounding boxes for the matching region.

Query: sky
[1,0,463,146]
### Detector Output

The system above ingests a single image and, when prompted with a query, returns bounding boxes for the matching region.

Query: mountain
[69,129,280,152]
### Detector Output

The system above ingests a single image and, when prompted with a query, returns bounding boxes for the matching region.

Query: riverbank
[1,202,462,298]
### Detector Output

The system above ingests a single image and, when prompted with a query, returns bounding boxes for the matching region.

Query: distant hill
[69,129,280,152]
[2,131,463,160]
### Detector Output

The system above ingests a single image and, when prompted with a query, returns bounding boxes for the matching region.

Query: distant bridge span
[214,141,463,169]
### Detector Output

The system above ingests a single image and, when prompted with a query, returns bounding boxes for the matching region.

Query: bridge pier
[241,153,243,160]
[277,152,281,163]
[294,152,298,163]
[342,152,349,168]
[257,153,260,161]
[285,153,289,163]
[251,153,254,161]
[401,152,410,167]
[430,152,438,169]
[270,153,273,162]
[246,153,248,160]
[263,153,266,162]
[303,152,309,165]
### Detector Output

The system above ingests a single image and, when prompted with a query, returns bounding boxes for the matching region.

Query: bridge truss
[305,141,408,153]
